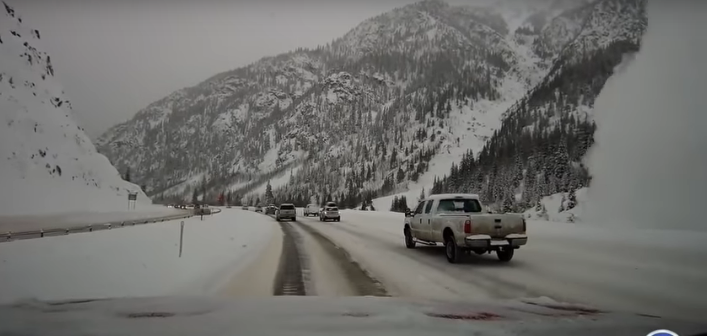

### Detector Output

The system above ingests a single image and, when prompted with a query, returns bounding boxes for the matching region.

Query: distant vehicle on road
[320,206,340,222]
[265,205,276,215]
[255,205,263,213]
[403,193,527,264]
[304,204,319,217]
[276,203,296,221]
[241,206,248,210]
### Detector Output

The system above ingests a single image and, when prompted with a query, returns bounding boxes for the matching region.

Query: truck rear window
[437,199,482,213]
[280,205,295,210]
[326,207,338,211]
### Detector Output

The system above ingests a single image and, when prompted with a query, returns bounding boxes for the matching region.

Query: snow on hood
[0,296,704,336]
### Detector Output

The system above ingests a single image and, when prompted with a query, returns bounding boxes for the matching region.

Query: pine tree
[191,189,198,204]
[265,180,274,204]
[567,189,577,210]
[124,167,131,182]
[396,167,405,183]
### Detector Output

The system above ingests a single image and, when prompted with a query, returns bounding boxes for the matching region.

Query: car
[255,205,263,213]
[265,205,276,215]
[325,201,337,208]
[226,205,232,208]
[276,203,296,221]
[403,193,527,264]
[303,204,319,217]
[241,206,248,210]
[319,206,340,222]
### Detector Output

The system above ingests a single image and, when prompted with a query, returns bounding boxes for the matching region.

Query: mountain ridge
[97,0,646,211]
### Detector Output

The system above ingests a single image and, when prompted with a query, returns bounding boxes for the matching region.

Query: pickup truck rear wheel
[444,235,462,263]
[404,228,416,249]
[496,248,514,262]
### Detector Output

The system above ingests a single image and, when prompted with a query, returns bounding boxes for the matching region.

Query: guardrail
[0,212,196,244]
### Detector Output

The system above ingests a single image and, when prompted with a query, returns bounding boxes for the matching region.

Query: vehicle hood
[0,296,703,336]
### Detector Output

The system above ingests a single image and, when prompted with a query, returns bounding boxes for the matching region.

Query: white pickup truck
[403,193,527,263]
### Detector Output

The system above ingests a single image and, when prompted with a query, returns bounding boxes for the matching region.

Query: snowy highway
[293,210,707,322]
[2,208,705,324]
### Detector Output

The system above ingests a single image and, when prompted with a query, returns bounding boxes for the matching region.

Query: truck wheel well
[404,224,411,231]
[443,227,454,240]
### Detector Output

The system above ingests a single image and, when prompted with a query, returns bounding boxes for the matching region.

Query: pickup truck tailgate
[469,214,525,238]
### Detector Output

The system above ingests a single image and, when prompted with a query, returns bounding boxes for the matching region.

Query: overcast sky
[16,0,490,139]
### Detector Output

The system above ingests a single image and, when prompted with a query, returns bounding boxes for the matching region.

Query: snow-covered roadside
[300,210,707,322]
[219,218,283,297]
[0,209,275,303]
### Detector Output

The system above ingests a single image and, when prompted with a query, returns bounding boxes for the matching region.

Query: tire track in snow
[272,221,307,296]
[295,220,388,297]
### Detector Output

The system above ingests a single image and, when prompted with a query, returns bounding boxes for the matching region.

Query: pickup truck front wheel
[404,227,416,249]
[496,248,514,262]
[444,234,462,263]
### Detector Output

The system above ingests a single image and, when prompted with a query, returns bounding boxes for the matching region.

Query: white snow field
[297,210,707,322]
[0,209,276,303]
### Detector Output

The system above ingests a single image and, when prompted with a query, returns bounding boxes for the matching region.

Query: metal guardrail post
[40,230,44,237]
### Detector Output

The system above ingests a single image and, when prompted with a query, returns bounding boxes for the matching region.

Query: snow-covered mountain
[97,0,646,209]
[0,2,151,216]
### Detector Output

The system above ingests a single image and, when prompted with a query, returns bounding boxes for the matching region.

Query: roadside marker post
[179,221,185,258]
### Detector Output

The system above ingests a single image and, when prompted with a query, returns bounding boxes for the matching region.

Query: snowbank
[0,209,275,302]
[584,0,707,230]
[523,187,588,222]
[0,3,152,216]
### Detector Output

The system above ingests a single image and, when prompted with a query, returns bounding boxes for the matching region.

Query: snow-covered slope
[97,0,646,210]
[0,2,151,216]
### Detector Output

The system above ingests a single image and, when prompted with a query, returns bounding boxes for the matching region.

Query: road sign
[128,193,137,201]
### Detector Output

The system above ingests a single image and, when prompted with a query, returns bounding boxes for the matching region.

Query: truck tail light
[463,219,472,233]
[522,218,527,233]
